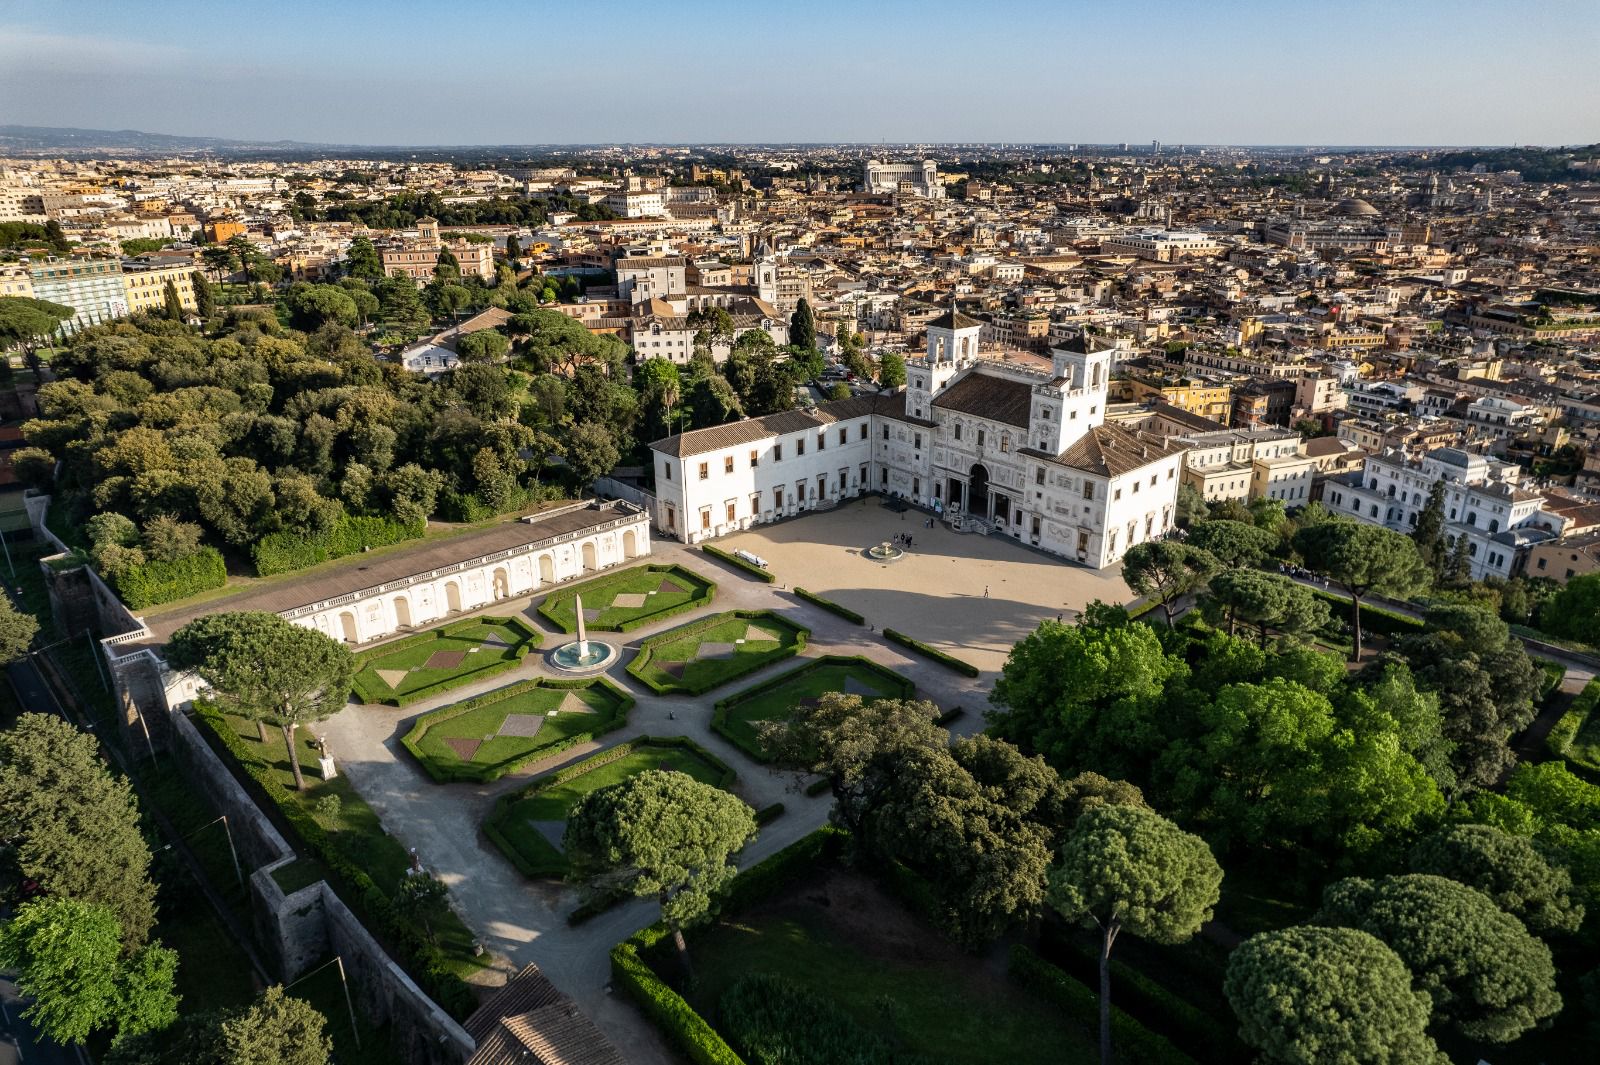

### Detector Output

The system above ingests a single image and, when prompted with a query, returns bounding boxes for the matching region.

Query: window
[798,439,806,456]
[666,505,676,530]
[954,423,962,440]
[699,507,711,530]
[882,426,889,440]
[858,425,867,441]
[724,456,734,474]
[914,433,922,450]
[1035,468,1045,485]
[663,463,673,481]
[977,430,986,447]
[1000,434,1010,454]
[1133,481,1140,494]
[698,462,709,480]
[840,428,848,445]
[726,501,737,522]
[1083,482,1095,500]
[774,443,783,461]
[913,477,920,495]
[881,468,888,486]
[1168,468,1175,479]
[817,432,826,451]
[749,450,759,468]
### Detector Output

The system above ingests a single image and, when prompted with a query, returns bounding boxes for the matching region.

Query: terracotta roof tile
[931,372,1033,429]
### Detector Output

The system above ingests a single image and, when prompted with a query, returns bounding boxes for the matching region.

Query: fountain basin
[865,540,905,562]
[548,639,619,674]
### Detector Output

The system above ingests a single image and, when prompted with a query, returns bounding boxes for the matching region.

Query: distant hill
[0,124,323,153]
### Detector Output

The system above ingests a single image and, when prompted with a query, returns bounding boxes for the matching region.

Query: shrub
[112,546,227,608]
[1537,659,1568,701]
[793,587,864,623]
[803,777,831,798]
[1007,945,1196,1065]
[882,628,980,677]
[252,514,424,576]
[1548,679,1600,771]
[702,544,774,583]
[934,706,964,727]
[754,802,785,826]
[1307,589,1425,636]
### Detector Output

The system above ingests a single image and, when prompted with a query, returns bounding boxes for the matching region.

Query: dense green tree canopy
[0,713,159,947]
[1539,571,1600,647]
[1409,824,1583,935]
[0,897,178,1047]
[1186,518,1277,568]
[565,770,756,959]
[1293,520,1429,659]
[1225,926,1444,1065]
[1120,540,1219,627]
[1318,874,1561,1043]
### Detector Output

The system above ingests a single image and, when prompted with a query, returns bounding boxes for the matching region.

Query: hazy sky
[2,0,1597,146]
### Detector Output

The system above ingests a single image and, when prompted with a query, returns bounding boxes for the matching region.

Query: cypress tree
[790,297,816,351]
[1411,478,1447,576]
[161,278,185,321]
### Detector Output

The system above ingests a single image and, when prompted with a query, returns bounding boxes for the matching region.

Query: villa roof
[931,372,1032,429]
[464,964,624,1065]
[1053,424,1189,478]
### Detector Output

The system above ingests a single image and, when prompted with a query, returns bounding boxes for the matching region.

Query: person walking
[983,585,989,598]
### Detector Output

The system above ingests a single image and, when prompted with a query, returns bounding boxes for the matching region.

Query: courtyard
[350,616,542,705]
[716,495,1130,672]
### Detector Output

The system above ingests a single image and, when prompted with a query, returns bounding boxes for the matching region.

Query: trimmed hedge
[537,563,717,634]
[1308,589,1425,636]
[934,706,964,727]
[113,546,227,608]
[611,939,745,1065]
[1007,945,1197,1065]
[252,514,425,576]
[1537,658,1568,701]
[399,676,634,783]
[792,587,864,624]
[803,777,831,798]
[628,610,809,697]
[754,802,785,826]
[1044,930,1243,1062]
[882,628,980,677]
[191,702,476,1020]
[702,544,774,583]
[1548,679,1600,771]
[349,616,541,707]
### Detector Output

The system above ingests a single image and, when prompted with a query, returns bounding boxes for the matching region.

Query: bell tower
[905,303,980,418]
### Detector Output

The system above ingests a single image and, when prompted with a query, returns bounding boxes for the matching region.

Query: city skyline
[3,0,1598,147]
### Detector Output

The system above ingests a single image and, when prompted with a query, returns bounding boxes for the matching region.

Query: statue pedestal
[318,756,338,781]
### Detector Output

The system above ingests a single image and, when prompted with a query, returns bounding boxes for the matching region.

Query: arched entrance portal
[492,567,510,599]
[338,611,359,643]
[622,529,640,559]
[581,541,598,573]
[537,554,555,585]
[393,596,413,629]
[444,581,463,613]
[967,464,990,518]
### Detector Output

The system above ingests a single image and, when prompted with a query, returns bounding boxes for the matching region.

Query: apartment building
[1323,447,1553,580]
[120,258,198,315]
[27,258,127,334]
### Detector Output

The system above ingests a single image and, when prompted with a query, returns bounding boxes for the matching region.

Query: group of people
[1278,562,1330,588]
[892,532,916,550]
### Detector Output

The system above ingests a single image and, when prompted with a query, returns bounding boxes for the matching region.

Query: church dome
[1330,197,1380,217]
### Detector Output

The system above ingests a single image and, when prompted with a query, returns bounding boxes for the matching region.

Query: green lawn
[538,564,715,633]
[713,656,914,761]
[485,740,733,878]
[627,610,808,696]
[351,617,540,705]
[671,868,1099,1065]
[402,678,632,783]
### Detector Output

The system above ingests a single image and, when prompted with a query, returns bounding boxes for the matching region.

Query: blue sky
[2,0,1596,145]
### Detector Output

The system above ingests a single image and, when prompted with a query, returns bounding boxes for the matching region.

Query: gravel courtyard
[717,495,1130,672]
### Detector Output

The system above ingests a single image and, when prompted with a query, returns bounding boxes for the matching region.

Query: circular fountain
[865,539,905,563]
[547,593,619,674]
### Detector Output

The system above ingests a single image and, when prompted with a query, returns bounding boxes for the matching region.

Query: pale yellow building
[120,259,197,316]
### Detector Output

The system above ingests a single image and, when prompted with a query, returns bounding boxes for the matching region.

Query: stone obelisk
[574,594,589,658]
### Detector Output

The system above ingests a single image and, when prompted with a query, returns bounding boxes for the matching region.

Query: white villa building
[1322,447,1560,580]
[649,311,1187,569]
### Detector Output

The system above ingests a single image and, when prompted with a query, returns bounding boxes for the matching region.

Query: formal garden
[400,676,634,783]
[712,655,915,761]
[485,737,736,878]
[626,610,808,695]
[350,616,541,706]
[537,563,716,632]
